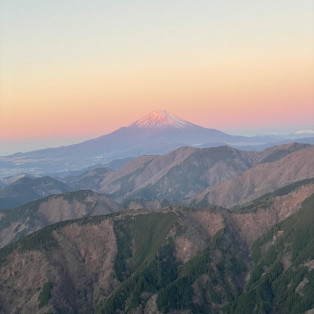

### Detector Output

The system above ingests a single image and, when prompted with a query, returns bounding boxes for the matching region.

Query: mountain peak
[131,110,189,128]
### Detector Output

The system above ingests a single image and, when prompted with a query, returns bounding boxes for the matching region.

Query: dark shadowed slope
[230,192,314,313]
[0,190,123,248]
[0,176,72,209]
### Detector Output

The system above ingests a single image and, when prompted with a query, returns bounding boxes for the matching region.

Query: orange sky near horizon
[1,52,313,139]
[1,0,314,142]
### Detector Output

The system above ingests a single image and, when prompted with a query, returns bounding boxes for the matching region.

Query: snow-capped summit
[131,110,190,128]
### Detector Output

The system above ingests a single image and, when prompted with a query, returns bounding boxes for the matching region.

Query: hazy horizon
[1,111,313,156]
[1,1,313,155]
[1,0,313,150]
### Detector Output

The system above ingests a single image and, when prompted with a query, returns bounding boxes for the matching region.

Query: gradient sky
[1,0,314,154]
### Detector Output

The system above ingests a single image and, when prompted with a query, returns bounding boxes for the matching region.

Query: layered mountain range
[1,142,313,211]
[58,143,313,204]
[1,110,314,313]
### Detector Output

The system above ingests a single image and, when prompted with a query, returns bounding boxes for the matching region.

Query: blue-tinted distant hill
[0,176,72,209]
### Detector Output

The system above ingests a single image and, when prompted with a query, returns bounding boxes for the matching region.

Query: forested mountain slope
[0,188,313,313]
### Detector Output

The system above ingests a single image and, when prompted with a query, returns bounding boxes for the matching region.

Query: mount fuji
[0,110,280,176]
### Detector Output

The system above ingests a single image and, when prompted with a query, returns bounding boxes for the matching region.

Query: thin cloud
[295,130,314,134]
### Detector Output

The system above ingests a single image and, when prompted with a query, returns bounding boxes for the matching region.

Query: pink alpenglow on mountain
[132,110,190,128]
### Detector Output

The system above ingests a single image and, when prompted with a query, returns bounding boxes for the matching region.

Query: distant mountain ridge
[64,142,312,203]
[1,143,311,210]
[194,145,314,208]
[0,176,72,209]
[63,167,114,191]
[0,173,39,188]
